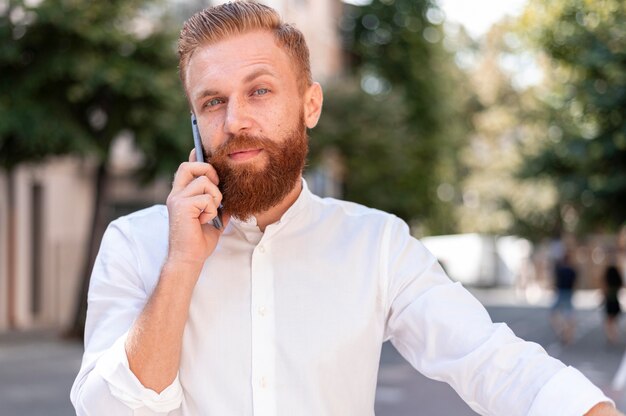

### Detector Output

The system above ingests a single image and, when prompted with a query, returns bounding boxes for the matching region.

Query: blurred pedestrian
[551,251,577,344]
[603,264,623,345]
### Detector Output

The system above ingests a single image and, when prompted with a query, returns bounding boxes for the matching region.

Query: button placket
[250,241,276,416]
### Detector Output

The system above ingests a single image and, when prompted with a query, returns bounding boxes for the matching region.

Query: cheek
[268,105,299,135]
[202,119,226,150]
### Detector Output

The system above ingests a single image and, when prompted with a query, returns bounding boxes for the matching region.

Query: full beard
[207,116,308,221]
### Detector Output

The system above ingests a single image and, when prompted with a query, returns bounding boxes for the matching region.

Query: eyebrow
[193,67,278,102]
[243,67,277,84]
[194,88,219,102]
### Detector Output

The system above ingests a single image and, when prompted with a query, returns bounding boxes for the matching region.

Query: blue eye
[254,88,269,96]
[205,98,224,108]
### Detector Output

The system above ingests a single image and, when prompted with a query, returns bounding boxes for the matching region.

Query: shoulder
[106,204,168,243]
[305,195,414,250]
[111,204,168,227]
[310,194,402,230]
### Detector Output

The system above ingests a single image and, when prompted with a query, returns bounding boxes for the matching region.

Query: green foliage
[348,0,442,132]
[311,80,418,221]
[0,0,189,177]
[311,0,467,234]
[517,0,626,233]
[442,21,558,240]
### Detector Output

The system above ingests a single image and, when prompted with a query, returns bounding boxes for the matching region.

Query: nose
[223,96,253,136]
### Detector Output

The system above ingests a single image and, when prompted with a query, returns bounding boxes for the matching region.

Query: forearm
[586,402,625,416]
[125,260,202,393]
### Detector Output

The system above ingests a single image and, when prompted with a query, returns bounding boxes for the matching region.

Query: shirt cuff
[528,366,613,416]
[94,332,184,413]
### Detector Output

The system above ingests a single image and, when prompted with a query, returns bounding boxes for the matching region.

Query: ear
[303,82,323,129]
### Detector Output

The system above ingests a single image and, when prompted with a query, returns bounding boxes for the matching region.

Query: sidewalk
[0,331,83,416]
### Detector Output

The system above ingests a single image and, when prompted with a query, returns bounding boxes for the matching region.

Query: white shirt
[71,180,609,416]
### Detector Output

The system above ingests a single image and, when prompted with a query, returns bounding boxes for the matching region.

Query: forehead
[185,30,297,94]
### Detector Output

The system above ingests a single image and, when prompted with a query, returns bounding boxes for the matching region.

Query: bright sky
[437,0,528,38]
[342,0,529,38]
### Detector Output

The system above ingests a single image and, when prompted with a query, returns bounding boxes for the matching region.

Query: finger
[186,194,219,221]
[198,210,217,225]
[179,176,223,205]
[168,193,216,219]
[189,148,197,162]
[185,181,222,207]
[172,162,220,192]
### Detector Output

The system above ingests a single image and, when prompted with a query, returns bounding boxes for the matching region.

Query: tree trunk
[67,161,109,339]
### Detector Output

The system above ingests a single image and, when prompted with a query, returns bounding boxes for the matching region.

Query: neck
[254,179,302,232]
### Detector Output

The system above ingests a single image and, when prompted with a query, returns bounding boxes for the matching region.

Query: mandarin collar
[229,178,312,236]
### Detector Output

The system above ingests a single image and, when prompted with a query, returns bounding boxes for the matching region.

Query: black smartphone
[191,114,223,230]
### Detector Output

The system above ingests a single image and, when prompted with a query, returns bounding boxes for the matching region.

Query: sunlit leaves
[517,0,626,233]
[312,0,467,234]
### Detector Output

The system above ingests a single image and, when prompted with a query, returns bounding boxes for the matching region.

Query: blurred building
[0,0,344,333]
[0,159,95,331]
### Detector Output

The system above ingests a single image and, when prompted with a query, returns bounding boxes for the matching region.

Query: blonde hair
[178,1,312,92]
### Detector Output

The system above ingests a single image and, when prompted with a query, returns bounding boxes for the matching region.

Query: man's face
[185,30,322,219]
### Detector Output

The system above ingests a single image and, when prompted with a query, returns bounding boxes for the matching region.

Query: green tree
[445,21,561,239]
[517,0,626,234]
[311,0,468,235]
[0,0,189,335]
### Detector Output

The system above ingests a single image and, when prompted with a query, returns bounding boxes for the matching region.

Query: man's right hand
[165,153,228,268]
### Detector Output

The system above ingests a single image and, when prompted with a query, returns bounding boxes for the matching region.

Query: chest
[185,234,386,361]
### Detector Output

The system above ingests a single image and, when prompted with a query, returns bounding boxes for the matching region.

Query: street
[2,290,626,415]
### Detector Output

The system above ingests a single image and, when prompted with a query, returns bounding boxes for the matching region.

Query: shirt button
[258,245,266,253]
[258,306,267,316]
[260,377,268,389]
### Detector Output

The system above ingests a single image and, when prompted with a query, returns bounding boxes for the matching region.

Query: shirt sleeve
[70,217,183,415]
[382,216,611,416]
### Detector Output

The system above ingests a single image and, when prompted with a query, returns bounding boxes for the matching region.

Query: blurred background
[1,0,625,414]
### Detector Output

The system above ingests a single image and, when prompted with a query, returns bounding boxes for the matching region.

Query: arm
[381,217,614,416]
[126,160,227,393]
[124,259,202,392]
[71,157,226,414]
[71,216,180,415]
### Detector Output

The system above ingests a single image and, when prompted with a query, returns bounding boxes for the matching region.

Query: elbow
[71,374,135,416]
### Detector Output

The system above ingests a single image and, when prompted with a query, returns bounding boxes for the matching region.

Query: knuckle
[197,175,210,186]
[206,206,217,218]
[201,193,213,205]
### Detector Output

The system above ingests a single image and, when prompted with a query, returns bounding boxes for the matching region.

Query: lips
[228,148,263,162]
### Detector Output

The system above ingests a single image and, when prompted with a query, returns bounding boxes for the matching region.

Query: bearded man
[71,2,622,415]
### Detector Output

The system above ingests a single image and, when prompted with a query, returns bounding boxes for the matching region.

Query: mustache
[207,133,273,161]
